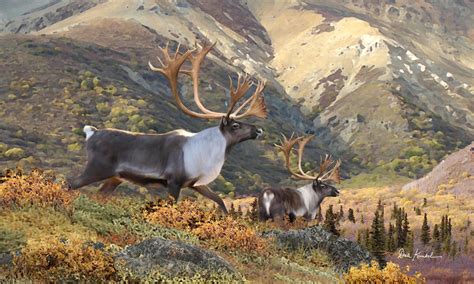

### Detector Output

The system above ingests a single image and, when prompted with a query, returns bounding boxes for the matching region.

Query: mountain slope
[247,0,473,176]
[0,0,472,190]
[403,142,474,195]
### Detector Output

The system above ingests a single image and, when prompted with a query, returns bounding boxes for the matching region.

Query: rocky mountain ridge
[0,0,472,192]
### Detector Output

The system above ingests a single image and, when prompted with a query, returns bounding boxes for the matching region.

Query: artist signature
[398,248,443,261]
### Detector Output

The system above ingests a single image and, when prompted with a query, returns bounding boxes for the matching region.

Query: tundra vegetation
[0,169,428,283]
[0,28,472,284]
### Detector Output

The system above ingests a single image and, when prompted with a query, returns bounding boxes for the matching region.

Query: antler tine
[150,41,267,120]
[178,42,226,117]
[315,155,332,180]
[276,134,314,180]
[149,42,224,119]
[319,159,341,183]
[226,73,252,118]
[296,135,318,179]
[231,79,267,119]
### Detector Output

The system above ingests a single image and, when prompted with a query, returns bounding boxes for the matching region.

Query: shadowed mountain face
[0,0,472,194]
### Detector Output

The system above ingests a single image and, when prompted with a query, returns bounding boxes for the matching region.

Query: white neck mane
[182,127,228,186]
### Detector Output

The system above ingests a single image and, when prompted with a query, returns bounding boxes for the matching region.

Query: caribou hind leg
[68,160,116,190]
[98,177,122,195]
[191,185,228,214]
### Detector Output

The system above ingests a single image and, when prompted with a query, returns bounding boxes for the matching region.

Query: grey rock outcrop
[115,237,241,280]
[263,226,372,272]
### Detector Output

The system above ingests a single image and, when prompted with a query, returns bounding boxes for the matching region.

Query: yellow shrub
[343,261,425,283]
[4,148,25,159]
[9,239,116,281]
[0,170,77,210]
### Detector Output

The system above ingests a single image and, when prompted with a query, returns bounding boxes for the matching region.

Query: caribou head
[148,42,266,145]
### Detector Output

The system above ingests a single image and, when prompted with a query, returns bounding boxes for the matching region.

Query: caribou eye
[232,123,240,129]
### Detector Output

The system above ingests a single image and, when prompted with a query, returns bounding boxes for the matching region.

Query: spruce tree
[421,213,431,245]
[402,212,410,248]
[391,202,398,220]
[387,222,396,253]
[448,217,452,237]
[441,215,446,241]
[323,205,340,236]
[443,236,451,255]
[249,198,258,221]
[423,198,427,207]
[396,207,404,247]
[361,215,364,224]
[450,241,457,259]
[229,202,237,217]
[433,224,441,254]
[415,207,421,215]
[464,236,469,255]
[433,224,440,242]
[338,205,344,221]
[364,229,370,249]
[406,231,415,256]
[377,199,384,218]
[348,208,356,223]
[369,210,387,267]
[237,204,243,217]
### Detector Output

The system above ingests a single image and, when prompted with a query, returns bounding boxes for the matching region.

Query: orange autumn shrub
[0,169,77,210]
[144,199,268,254]
[193,216,268,253]
[9,239,116,281]
[343,261,425,283]
[144,198,220,230]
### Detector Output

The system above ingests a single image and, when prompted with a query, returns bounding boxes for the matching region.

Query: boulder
[263,226,372,272]
[115,237,241,281]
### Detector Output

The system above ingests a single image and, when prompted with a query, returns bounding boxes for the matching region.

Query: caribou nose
[256,128,263,138]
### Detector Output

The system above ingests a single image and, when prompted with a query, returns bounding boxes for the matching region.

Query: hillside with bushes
[0,170,428,282]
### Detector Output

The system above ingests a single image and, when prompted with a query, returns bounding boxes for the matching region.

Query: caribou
[258,134,340,222]
[67,43,267,213]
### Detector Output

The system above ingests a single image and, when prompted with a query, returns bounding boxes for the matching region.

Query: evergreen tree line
[248,197,467,260]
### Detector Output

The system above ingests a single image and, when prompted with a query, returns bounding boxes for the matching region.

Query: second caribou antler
[276,134,341,183]
[148,42,267,120]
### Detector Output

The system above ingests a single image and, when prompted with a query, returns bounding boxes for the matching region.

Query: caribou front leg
[167,180,182,202]
[191,185,228,214]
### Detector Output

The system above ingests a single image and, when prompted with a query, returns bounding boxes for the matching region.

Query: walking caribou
[67,43,267,213]
[258,134,340,222]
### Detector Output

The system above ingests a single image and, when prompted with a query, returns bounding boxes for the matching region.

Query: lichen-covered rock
[0,253,13,268]
[263,226,372,272]
[115,237,241,281]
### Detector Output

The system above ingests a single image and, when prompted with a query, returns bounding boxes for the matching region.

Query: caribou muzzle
[255,128,264,139]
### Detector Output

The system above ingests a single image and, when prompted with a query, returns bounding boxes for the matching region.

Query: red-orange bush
[193,216,268,253]
[144,199,220,230]
[144,199,268,253]
[0,169,77,210]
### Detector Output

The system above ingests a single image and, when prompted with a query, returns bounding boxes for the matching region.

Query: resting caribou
[258,134,340,222]
[67,43,267,213]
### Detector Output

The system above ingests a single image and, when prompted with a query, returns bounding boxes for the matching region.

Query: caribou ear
[312,179,320,188]
[220,116,229,129]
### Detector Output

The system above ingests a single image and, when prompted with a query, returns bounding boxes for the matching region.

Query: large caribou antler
[276,134,341,183]
[148,42,267,120]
